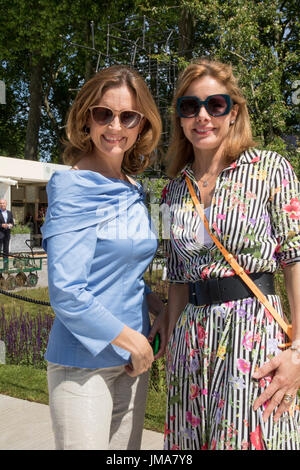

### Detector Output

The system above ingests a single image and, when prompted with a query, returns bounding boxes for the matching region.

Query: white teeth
[103,136,123,142]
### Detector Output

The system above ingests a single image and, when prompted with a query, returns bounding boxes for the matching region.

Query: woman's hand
[148,283,189,360]
[111,325,154,378]
[145,291,168,360]
[148,310,168,360]
[252,347,300,422]
[125,330,154,378]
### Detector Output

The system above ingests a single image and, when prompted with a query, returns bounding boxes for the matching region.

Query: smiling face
[180,76,238,158]
[87,85,144,163]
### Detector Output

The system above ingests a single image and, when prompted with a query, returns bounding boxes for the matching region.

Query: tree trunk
[84,21,94,82]
[178,6,196,60]
[24,53,43,160]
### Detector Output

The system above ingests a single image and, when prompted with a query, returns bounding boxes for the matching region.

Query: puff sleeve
[268,156,300,268]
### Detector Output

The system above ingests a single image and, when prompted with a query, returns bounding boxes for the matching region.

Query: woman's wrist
[111,325,144,355]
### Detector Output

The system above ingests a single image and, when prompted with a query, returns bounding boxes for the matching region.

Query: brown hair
[63,65,162,174]
[166,58,256,177]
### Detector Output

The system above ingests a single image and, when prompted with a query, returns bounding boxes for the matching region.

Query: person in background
[0,199,14,268]
[42,65,164,450]
[154,58,300,450]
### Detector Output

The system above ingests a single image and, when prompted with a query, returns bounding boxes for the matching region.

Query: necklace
[193,159,228,188]
[198,175,212,188]
[194,169,218,188]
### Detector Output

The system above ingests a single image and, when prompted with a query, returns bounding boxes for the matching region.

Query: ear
[230,103,239,122]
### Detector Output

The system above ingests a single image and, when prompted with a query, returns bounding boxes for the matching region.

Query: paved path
[0,394,164,450]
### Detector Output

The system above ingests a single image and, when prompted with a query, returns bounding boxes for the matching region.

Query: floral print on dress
[164,299,300,450]
[161,149,300,284]
[162,150,300,450]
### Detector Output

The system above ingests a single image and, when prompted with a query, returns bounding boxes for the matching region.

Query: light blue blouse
[41,170,158,369]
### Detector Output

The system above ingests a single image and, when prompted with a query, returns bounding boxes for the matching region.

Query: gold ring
[283,394,294,403]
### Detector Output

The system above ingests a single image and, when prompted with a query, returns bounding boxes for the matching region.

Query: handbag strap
[185,174,292,342]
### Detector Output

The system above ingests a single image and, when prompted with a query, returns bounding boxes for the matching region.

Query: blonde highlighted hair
[63,65,162,174]
[166,58,256,177]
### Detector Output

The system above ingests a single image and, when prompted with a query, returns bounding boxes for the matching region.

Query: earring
[230,120,235,126]
[83,126,90,136]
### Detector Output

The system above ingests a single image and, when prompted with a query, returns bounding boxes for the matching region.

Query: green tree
[0,58,27,157]
[0,0,299,173]
[0,0,136,161]
[142,0,299,173]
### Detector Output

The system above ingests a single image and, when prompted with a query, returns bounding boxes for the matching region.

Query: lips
[102,135,125,143]
[193,128,215,135]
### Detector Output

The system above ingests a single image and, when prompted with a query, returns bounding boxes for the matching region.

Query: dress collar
[180,148,261,181]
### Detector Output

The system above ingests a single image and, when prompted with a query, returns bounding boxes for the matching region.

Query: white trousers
[47,362,149,450]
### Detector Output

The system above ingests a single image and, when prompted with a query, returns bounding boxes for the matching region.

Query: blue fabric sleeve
[46,226,125,357]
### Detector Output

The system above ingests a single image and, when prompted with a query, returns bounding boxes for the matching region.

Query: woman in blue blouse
[42,65,163,450]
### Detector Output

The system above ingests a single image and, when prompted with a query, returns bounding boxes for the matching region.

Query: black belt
[188,272,275,305]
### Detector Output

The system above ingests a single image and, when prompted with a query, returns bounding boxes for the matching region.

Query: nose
[108,115,122,130]
[196,104,210,120]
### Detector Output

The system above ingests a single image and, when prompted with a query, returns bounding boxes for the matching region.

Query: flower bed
[0,307,54,369]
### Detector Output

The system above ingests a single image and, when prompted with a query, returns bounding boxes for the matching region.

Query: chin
[193,134,227,149]
[193,141,220,151]
[96,146,126,159]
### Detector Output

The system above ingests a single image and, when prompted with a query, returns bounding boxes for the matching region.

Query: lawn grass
[145,388,166,433]
[0,363,165,433]
[0,364,49,404]
[0,287,54,318]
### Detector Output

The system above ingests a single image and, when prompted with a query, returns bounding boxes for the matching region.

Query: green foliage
[263,136,300,178]
[149,357,167,394]
[0,0,136,160]
[10,224,31,235]
[139,176,167,203]
[0,0,299,166]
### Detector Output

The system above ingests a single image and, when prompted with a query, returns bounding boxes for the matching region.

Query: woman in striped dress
[156,58,300,450]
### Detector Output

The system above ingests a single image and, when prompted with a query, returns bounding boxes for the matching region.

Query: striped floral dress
[161,149,300,450]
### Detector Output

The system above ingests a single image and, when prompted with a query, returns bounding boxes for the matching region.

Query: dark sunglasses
[176,94,233,118]
[89,106,144,129]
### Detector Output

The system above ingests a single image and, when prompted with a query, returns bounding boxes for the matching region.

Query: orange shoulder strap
[185,174,292,344]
